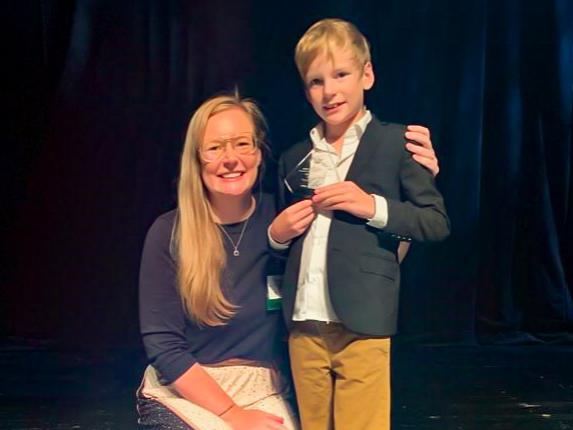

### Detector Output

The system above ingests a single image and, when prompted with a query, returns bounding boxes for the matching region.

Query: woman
[137,93,440,430]
[138,94,296,430]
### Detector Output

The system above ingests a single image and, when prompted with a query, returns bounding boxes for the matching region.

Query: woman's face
[200,107,261,200]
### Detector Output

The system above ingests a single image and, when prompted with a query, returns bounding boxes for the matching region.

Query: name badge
[266,275,283,311]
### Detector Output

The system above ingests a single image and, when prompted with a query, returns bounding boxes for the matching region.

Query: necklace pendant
[233,249,240,257]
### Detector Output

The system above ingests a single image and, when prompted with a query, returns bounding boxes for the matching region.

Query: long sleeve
[139,213,197,384]
[385,147,450,242]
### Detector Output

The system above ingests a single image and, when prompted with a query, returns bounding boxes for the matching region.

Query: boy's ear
[362,62,375,91]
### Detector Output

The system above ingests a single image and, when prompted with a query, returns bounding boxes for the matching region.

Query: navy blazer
[277,117,450,336]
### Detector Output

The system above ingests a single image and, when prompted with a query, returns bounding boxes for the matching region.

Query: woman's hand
[270,199,316,244]
[400,125,440,265]
[172,364,287,429]
[405,125,439,177]
[221,405,287,430]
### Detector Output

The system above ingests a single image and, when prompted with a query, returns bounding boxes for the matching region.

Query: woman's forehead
[204,108,254,140]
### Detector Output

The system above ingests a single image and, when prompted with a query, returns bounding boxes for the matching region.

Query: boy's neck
[323,108,367,152]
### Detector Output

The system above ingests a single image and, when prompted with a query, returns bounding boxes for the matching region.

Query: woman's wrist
[219,403,239,419]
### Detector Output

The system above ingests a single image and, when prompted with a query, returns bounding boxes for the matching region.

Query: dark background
[3,0,573,355]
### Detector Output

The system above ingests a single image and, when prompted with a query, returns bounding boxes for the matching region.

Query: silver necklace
[217,213,251,257]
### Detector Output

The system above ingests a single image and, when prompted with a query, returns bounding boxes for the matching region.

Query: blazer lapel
[345,117,385,182]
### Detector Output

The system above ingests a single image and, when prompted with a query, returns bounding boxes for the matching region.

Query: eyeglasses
[199,135,258,162]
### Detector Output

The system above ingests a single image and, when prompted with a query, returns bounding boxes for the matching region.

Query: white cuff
[366,194,388,229]
[268,225,291,250]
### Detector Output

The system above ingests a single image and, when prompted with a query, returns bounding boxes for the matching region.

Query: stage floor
[1,340,572,429]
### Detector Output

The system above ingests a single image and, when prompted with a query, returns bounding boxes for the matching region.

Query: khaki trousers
[289,321,391,430]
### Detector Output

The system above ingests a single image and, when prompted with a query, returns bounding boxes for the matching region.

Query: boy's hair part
[295,18,371,80]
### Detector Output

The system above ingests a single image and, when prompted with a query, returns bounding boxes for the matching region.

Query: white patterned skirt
[138,362,299,430]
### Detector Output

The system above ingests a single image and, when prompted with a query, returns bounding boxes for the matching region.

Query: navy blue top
[139,194,285,385]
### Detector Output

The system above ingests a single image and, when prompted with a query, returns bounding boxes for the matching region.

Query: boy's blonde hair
[295,18,371,80]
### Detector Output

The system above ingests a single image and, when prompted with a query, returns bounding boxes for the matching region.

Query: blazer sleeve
[276,153,288,212]
[384,148,451,242]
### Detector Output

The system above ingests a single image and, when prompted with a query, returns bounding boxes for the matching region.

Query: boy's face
[304,47,374,137]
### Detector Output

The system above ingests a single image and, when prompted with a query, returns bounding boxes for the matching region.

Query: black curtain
[4,0,572,348]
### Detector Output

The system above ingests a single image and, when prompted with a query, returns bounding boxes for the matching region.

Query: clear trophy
[284,149,340,200]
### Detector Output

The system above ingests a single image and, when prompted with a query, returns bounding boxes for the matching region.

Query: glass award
[284,149,339,200]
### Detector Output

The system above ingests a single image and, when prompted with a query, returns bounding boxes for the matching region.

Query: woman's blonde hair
[174,92,267,326]
[294,18,371,80]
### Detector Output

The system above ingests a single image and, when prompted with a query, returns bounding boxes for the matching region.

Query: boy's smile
[304,48,374,140]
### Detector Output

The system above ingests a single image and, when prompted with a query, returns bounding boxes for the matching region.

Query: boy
[269,19,450,430]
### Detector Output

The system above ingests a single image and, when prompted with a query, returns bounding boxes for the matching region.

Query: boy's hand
[405,125,439,177]
[270,199,316,244]
[312,182,375,219]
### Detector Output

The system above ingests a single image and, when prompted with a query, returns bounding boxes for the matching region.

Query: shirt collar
[309,109,372,148]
